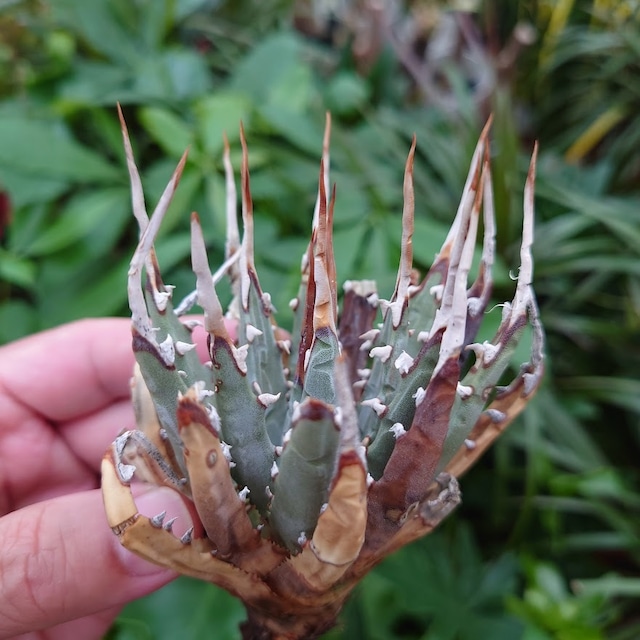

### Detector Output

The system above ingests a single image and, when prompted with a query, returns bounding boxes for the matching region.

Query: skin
[0,318,220,640]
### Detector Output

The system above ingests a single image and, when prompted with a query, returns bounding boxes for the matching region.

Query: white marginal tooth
[297,531,307,546]
[417,330,430,342]
[366,292,379,306]
[270,461,279,478]
[334,406,343,426]
[238,486,250,502]
[481,341,500,364]
[523,371,540,395]
[465,341,500,365]
[389,422,406,438]
[245,323,263,343]
[205,405,221,431]
[289,297,299,311]
[356,368,371,378]
[369,345,393,363]
[430,284,444,301]
[116,462,136,483]
[366,473,375,487]
[464,438,477,450]
[361,397,387,417]
[407,284,421,296]
[265,486,274,500]
[394,350,414,374]
[252,381,263,395]
[221,441,233,464]
[158,334,176,366]
[195,383,214,400]
[182,319,202,331]
[359,329,380,342]
[174,340,196,356]
[233,344,249,373]
[465,342,484,360]
[149,511,167,528]
[180,526,194,544]
[291,401,301,423]
[456,382,474,399]
[159,428,168,440]
[413,386,426,407]
[261,292,274,312]
[485,408,507,423]
[283,428,293,445]
[378,298,391,313]
[275,445,283,456]
[163,516,178,533]
[178,369,188,378]
[352,379,367,390]
[467,297,482,316]
[277,339,291,354]
[153,287,173,312]
[258,392,281,407]
[359,339,373,352]
[303,348,311,371]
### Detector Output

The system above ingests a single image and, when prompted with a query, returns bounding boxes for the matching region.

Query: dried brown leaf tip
[103,115,543,639]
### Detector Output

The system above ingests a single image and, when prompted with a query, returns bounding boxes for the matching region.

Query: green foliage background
[1,1,639,638]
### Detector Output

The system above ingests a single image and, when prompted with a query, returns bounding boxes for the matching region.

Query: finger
[0,487,193,638]
[0,318,134,423]
[60,399,134,473]
[0,412,95,516]
[11,606,120,640]
[0,317,233,424]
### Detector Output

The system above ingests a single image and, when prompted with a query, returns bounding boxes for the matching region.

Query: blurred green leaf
[113,578,245,640]
[0,118,119,182]
[574,575,640,599]
[194,92,252,157]
[26,188,128,256]
[324,72,371,118]
[139,106,194,158]
[0,249,36,289]
[52,0,142,65]
[230,31,303,102]
[0,300,38,344]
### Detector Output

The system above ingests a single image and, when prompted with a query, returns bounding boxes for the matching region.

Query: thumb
[0,487,193,638]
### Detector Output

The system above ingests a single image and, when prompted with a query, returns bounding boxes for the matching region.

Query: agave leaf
[234,127,290,445]
[445,145,545,476]
[270,398,340,551]
[177,388,255,554]
[103,113,544,640]
[191,212,275,514]
[365,329,443,479]
[337,280,378,395]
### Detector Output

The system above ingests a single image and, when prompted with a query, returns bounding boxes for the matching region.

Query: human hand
[0,318,212,640]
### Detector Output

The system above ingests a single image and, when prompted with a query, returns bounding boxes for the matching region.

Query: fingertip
[113,485,195,577]
[0,488,190,637]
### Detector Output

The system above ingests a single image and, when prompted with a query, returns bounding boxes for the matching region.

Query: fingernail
[113,486,194,577]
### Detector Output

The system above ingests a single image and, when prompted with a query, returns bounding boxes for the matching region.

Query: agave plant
[102,108,544,639]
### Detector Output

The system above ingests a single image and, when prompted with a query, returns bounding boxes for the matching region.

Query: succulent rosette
[102,109,544,639]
